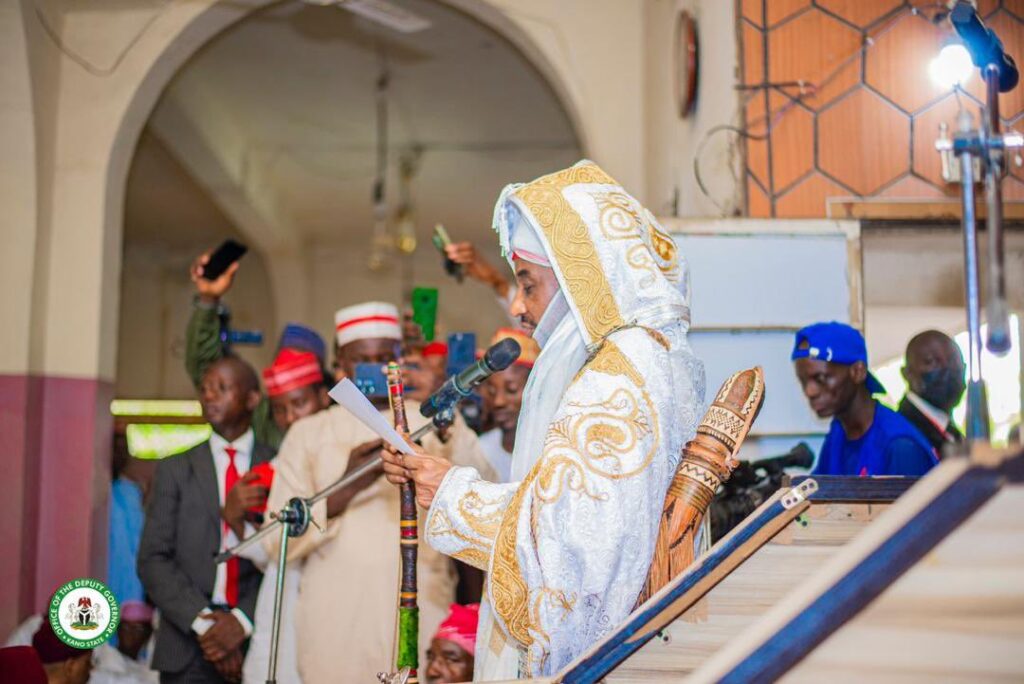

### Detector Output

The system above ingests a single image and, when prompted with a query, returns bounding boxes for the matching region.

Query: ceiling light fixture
[336,0,431,33]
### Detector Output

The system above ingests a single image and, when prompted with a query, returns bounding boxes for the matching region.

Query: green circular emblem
[48,578,120,649]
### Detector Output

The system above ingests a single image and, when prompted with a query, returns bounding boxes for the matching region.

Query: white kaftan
[423,161,705,679]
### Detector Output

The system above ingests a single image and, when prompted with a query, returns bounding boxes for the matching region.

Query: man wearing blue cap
[792,321,937,477]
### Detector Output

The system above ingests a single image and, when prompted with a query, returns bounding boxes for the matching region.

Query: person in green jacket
[187,250,330,450]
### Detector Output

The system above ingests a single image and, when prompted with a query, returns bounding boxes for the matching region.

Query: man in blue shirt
[792,322,937,476]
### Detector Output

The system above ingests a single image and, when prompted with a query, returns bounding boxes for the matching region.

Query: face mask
[919,367,965,412]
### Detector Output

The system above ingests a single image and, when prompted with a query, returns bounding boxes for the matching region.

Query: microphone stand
[216,409,455,684]
[936,71,1022,443]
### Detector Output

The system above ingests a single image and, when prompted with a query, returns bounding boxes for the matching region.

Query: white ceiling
[126,0,582,250]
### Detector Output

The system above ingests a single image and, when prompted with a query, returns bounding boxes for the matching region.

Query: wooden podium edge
[555,483,815,684]
[685,446,1024,684]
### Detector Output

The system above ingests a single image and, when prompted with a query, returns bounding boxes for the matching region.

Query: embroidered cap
[334,302,401,348]
[263,349,324,397]
[278,323,327,365]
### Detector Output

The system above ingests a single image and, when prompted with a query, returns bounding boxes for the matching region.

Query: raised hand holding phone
[190,240,247,304]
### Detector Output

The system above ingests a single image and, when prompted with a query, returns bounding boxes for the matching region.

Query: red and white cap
[334,301,402,348]
[262,349,323,397]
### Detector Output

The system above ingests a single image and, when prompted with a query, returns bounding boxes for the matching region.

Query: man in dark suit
[899,330,966,456]
[139,356,273,683]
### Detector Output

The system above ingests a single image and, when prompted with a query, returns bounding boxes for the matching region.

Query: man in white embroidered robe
[382,161,706,679]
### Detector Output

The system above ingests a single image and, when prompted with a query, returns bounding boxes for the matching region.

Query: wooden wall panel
[739,1,1024,218]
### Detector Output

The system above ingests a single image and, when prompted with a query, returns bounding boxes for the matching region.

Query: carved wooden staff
[386,361,419,684]
[636,366,766,606]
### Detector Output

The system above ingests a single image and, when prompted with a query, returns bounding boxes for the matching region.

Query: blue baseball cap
[278,323,327,365]
[791,321,886,395]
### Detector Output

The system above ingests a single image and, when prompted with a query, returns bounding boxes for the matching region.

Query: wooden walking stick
[636,366,766,606]
[382,361,419,684]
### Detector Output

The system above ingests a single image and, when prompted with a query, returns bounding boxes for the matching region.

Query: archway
[5,0,590,630]
[115,0,586,399]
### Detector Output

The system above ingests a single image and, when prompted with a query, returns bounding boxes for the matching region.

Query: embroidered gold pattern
[428,509,491,570]
[596,191,643,241]
[489,341,659,650]
[626,243,658,288]
[642,210,680,282]
[490,461,540,647]
[457,490,504,540]
[488,617,508,657]
[586,339,644,387]
[452,547,490,570]
[514,163,625,342]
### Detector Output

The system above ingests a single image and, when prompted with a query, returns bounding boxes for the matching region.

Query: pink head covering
[120,600,155,623]
[433,603,479,656]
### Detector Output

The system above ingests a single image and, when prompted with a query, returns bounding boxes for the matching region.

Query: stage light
[929,43,974,89]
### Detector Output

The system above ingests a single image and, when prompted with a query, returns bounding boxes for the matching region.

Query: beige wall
[0,0,741,386]
[0,2,38,376]
[116,242,275,398]
[645,0,743,218]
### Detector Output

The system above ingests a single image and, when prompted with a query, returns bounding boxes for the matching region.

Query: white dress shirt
[906,391,952,432]
[477,428,513,483]
[191,429,255,637]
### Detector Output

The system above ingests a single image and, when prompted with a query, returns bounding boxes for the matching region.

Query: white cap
[334,301,401,348]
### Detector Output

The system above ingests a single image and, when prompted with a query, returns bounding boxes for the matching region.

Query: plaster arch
[107,0,593,368]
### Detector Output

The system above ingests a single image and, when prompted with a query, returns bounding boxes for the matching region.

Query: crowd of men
[0,160,983,684]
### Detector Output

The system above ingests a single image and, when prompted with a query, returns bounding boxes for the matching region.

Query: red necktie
[224,445,240,607]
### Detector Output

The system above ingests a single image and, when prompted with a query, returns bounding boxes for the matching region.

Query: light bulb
[929,43,974,89]
[396,210,417,255]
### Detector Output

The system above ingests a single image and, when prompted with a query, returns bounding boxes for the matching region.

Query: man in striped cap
[263,348,331,432]
[478,328,539,482]
[330,301,404,386]
[264,301,495,683]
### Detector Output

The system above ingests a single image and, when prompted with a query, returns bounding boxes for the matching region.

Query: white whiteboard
[689,330,830,436]
[667,219,861,449]
[678,234,854,329]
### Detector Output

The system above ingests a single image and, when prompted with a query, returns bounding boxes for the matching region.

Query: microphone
[420,337,521,418]
[951,1,1019,92]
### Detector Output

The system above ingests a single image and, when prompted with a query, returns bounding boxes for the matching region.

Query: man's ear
[246,389,261,412]
[318,385,331,409]
[850,361,868,384]
[900,365,910,384]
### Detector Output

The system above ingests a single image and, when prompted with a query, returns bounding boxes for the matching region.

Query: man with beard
[898,330,966,455]
[477,328,539,482]
[792,322,937,476]
[381,160,706,678]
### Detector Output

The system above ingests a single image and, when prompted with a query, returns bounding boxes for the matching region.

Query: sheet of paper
[328,378,414,455]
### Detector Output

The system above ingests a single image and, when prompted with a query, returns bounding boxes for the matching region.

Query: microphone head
[483,337,522,372]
